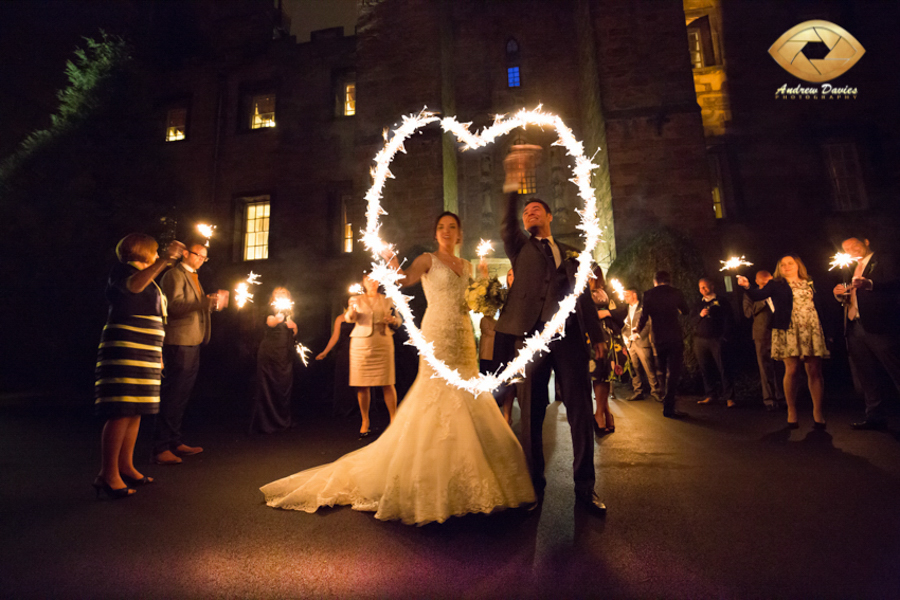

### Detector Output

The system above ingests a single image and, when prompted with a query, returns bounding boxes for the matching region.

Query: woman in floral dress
[738,255,830,429]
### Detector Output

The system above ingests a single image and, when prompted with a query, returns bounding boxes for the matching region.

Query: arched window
[506,38,521,88]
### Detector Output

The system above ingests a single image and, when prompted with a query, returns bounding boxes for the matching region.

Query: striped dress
[94,262,167,419]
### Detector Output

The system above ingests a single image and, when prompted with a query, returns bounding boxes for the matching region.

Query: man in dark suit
[619,287,661,401]
[494,146,606,515]
[691,278,735,408]
[637,271,690,418]
[153,243,219,464]
[832,236,900,430]
[743,270,783,411]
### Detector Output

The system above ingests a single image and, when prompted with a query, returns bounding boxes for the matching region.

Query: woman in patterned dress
[738,255,830,429]
[93,234,183,499]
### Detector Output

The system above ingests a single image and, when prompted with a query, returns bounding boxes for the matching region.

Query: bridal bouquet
[465,276,508,316]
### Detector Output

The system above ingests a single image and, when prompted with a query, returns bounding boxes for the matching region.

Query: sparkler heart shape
[364,107,602,395]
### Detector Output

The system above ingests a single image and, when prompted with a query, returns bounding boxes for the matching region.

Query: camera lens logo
[768,20,865,82]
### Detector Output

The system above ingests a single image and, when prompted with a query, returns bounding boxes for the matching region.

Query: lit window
[250,94,276,129]
[511,136,536,195]
[341,197,353,253]
[708,151,727,219]
[343,82,356,116]
[686,16,715,69]
[824,143,868,211]
[243,199,270,261]
[507,66,521,88]
[166,108,187,141]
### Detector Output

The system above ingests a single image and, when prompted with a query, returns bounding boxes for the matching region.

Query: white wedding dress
[260,255,535,525]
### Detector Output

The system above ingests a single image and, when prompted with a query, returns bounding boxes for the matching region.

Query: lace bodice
[419,254,479,380]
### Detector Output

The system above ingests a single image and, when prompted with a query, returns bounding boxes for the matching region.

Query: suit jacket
[160,263,211,346]
[495,192,603,355]
[742,294,773,341]
[690,296,733,340]
[345,294,398,338]
[637,284,689,346]
[852,252,900,334]
[745,279,793,330]
[618,302,652,349]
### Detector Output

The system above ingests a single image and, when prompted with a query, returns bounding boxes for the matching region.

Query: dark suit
[743,294,783,403]
[842,252,900,422]
[690,296,734,402]
[153,263,211,455]
[637,284,689,410]
[495,193,604,496]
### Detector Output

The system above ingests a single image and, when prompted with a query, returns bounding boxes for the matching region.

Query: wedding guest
[638,271,690,418]
[589,265,621,434]
[153,242,223,465]
[691,278,735,408]
[495,268,518,424]
[620,286,661,401]
[832,236,900,430]
[345,274,400,437]
[316,311,356,417]
[94,233,183,498]
[249,287,298,434]
[743,270,784,411]
[739,255,830,429]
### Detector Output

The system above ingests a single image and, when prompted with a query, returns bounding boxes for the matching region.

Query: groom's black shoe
[575,491,607,516]
[663,409,688,419]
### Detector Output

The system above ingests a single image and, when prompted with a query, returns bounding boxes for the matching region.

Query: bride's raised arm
[381,250,433,288]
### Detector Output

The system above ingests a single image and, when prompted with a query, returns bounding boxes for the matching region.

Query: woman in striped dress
[93,233,183,499]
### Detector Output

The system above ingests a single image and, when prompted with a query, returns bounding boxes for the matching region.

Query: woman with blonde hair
[93,233,183,499]
[738,254,830,429]
[250,287,298,434]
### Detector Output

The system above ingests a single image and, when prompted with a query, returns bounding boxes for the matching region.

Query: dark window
[686,16,716,68]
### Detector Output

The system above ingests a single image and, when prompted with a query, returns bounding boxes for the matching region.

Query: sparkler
[295,343,311,367]
[234,272,261,308]
[196,223,216,247]
[719,256,754,271]
[272,297,293,313]
[348,283,364,296]
[362,106,602,395]
[828,252,857,271]
[610,278,625,302]
[476,239,493,259]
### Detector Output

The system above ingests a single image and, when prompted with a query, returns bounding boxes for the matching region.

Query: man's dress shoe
[173,444,203,456]
[627,393,646,401]
[663,409,688,419]
[575,491,607,516]
[851,419,886,431]
[154,450,183,465]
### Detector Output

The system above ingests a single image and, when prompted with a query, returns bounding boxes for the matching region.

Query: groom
[494,145,607,515]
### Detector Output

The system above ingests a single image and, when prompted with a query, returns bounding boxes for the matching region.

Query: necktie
[540,238,559,267]
[189,271,202,295]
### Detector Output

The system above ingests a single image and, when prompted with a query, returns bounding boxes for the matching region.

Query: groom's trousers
[513,318,596,496]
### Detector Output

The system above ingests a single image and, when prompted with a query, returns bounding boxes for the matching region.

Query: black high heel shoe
[786,421,799,430]
[92,477,135,500]
[813,421,827,430]
[122,475,154,486]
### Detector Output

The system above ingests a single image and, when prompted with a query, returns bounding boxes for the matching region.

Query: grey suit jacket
[160,263,211,346]
[622,303,652,348]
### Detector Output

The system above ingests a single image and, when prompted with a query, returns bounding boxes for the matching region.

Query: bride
[260,212,535,525]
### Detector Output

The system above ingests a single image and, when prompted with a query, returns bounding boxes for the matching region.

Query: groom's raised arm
[501,191,528,263]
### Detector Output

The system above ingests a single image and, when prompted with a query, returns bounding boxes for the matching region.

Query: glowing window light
[507,66,521,88]
[166,108,186,141]
[251,94,276,129]
[363,106,602,395]
[344,82,356,116]
[243,200,270,261]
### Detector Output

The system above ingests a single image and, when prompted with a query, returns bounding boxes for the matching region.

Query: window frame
[165,106,189,142]
[238,81,279,133]
[237,195,272,262]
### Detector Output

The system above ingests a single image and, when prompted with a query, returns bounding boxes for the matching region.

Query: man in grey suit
[153,243,218,465]
[493,146,606,515]
[743,270,783,411]
[619,287,661,401]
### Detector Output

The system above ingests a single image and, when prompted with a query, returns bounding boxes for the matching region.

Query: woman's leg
[357,387,371,433]
[593,381,611,428]
[99,417,130,489]
[118,416,149,481]
[501,387,516,425]
[782,357,800,424]
[804,357,825,423]
[382,385,397,423]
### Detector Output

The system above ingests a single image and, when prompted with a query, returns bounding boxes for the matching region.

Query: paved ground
[2,387,899,599]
